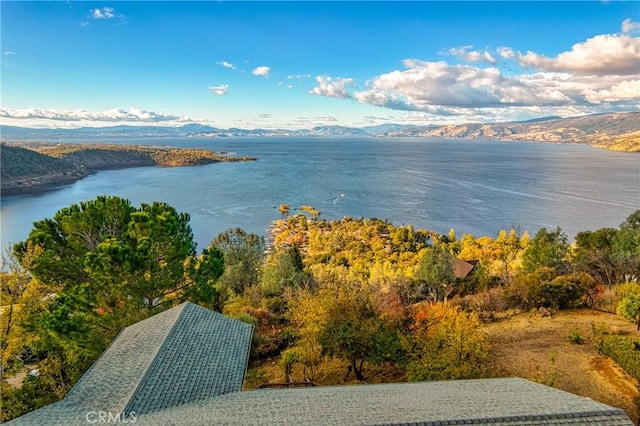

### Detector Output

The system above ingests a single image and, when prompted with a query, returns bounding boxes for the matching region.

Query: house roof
[452,256,477,279]
[142,378,632,426]
[9,302,253,425]
[8,302,633,426]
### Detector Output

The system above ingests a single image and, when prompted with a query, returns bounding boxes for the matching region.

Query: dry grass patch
[482,309,639,423]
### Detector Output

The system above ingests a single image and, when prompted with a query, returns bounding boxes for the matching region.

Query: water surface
[2,138,638,250]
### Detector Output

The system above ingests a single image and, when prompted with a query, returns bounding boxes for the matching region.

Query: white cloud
[217,61,235,70]
[310,59,638,113]
[579,78,640,104]
[313,115,338,122]
[352,60,566,110]
[287,74,311,80]
[622,18,640,34]
[445,46,497,64]
[310,25,640,115]
[497,47,515,59]
[208,84,229,96]
[0,107,194,123]
[3,51,15,55]
[512,34,640,76]
[91,7,115,19]
[309,76,355,99]
[287,85,294,89]
[363,115,391,122]
[252,66,271,77]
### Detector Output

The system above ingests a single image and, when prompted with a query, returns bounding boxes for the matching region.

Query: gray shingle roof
[8,302,253,425]
[140,377,632,426]
[64,303,186,413]
[7,303,633,426]
[123,302,253,415]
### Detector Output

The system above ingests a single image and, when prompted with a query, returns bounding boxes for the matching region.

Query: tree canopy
[4,201,640,422]
[3,196,225,420]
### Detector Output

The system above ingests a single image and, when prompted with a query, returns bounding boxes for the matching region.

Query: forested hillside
[1,199,639,422]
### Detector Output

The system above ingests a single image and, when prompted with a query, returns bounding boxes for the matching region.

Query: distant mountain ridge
[1,112,638,151]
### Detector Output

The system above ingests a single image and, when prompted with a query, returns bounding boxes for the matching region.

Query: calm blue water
[1,138,639,250]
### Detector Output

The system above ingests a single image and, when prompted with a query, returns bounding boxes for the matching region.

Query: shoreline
[1,143,256,197]
[1,170,95,197]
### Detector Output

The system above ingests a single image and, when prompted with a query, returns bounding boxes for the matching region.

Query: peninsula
[0,143,256,196]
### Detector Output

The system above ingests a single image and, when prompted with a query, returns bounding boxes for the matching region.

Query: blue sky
[1,1,639,129]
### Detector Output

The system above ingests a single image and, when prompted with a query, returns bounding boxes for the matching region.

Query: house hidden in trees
[452,257,479,280]
[9,302,633,425]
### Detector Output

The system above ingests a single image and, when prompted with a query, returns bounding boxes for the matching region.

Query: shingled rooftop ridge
[8,302,633,425]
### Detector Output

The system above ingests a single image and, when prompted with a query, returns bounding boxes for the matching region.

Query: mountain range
[1,112,638,151]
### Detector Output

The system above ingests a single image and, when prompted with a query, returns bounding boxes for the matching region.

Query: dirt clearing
[482,309,639,423]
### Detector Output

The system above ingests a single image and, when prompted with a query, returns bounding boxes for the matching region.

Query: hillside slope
[391,112,640,151]
[1,145,89,195]
[1,143,256,195]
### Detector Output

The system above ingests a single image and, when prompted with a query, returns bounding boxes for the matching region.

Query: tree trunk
[4,303,14,339]
[352,358,365,381]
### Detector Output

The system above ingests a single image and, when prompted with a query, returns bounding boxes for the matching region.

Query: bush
[590,321,609,351]
[600,335,640,381]
[568,329,585,345]
[617,293,640,329]
[540,273,595,310]
[506,272,544,310]
[1,376,57,422]
[471,288,507,321]
[616,282,640,299]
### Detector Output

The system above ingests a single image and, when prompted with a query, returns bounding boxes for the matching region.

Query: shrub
[540,273,595,310]
[600,335,640,381]
[568,329,585,345]
[617,293,640,329]
[616,282,640,299]
[471,288,507,321]
[506,272,544,310]
[590,321,609,351]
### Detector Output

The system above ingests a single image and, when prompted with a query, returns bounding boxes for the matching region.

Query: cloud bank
[0,107,195,123]
[309,20,640,120]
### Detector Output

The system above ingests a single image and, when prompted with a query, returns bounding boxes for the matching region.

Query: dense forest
[1,197,639,421]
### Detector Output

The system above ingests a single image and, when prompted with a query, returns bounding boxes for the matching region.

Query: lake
[1,138,639,251]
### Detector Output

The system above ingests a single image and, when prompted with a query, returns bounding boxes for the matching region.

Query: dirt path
[482,309,639,423]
